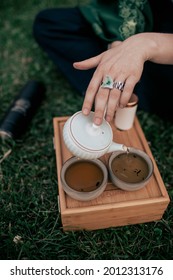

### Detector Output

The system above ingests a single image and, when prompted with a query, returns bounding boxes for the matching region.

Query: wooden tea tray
[53,116,170,231]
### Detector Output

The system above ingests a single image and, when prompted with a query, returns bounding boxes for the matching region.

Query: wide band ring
[101,76,125,91]
[100,75,113,89]
[113,81,125,91]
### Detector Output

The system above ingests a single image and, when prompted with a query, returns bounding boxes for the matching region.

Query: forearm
[124,33,173,65]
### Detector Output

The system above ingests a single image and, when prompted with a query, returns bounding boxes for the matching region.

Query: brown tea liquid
[111,153,149,183]
[65,161,104,192]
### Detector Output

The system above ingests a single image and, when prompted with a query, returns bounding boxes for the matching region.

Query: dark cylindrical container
[0,80,46,139]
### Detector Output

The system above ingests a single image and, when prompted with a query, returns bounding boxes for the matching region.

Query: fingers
[104,75,138,124]
[82,70,103,116]
[119,75,139,108]
[105,88,121,122]
[93,87,110,125]
[73,53,103,70]
[83,74,137,126]
[108,41,122,49]
[74,44,143,125]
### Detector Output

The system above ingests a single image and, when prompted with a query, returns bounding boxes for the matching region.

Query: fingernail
[83,108,89,115]
[94,117,101,125]
[106,115,111,122]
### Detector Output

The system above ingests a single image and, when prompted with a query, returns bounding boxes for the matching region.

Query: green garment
[78,0,153,42]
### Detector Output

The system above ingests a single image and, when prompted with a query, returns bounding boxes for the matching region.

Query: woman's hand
[73,33,153,125]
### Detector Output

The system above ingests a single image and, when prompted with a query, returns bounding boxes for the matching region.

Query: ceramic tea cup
[108,147,154,191]
[60,157,108,201]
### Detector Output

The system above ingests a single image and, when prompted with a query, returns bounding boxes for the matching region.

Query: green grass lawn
[0,0,173,260]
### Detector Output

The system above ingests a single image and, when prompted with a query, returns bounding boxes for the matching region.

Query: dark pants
[33,8,107,95]
[33,7,173,122]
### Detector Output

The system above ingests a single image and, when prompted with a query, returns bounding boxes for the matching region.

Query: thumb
[73,53,103,70]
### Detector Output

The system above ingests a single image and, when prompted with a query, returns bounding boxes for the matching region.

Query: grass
[0,0,173,260]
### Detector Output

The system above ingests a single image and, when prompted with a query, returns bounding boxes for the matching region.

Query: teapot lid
[69,111,112,151]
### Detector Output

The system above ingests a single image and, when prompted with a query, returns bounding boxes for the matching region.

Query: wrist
[128,33,158,62]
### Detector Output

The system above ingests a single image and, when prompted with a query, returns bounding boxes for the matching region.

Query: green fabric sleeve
[78,0,153,42]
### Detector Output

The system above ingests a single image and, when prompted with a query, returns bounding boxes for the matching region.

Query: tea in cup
[61,157,108,201]
[108,147,153,191]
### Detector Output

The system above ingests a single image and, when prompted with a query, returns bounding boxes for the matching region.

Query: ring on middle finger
[100,75,114,89]
[113,81,125,91]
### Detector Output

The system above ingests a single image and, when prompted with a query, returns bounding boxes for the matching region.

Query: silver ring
[113,81,125,91]
[100,75,113,89]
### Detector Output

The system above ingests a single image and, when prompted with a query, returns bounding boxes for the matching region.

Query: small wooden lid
[126,94,138,107]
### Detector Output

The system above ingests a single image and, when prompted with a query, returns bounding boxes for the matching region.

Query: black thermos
[0,80,46,139]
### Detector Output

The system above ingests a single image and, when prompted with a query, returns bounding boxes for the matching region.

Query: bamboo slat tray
[53,116,170,231]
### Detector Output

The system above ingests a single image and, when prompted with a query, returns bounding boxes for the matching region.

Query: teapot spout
[108,142,128,153]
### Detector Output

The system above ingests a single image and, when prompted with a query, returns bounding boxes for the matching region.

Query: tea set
[61,111,153,201]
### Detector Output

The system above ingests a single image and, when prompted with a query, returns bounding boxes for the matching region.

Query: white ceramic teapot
[63,111,128,159]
